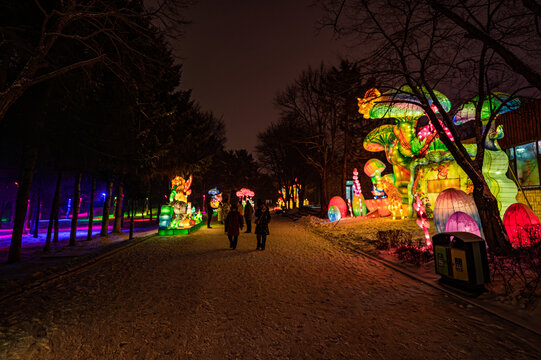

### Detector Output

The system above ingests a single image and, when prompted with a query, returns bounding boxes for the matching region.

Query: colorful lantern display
[352,196,362,217]
[159,175,203,235]
[208,187,221,209]
[364,159,387,198]
[328,196,348,218]
[328,205,341,222]
[413,193,431,247]
[236,188,255,200]
[503,203,541,247]
[445,211,482,237]
[433,189,482,234]
[352,168,368,216]
[359,87,520,219]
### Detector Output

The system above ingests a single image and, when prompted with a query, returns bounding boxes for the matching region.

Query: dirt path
[1,217,539,359]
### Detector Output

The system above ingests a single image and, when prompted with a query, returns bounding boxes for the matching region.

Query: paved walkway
[0,217,539,359]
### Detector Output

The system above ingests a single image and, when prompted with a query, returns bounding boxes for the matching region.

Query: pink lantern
[503,203,541,247]
[328,196,348,218]
[434,189,482,234]
[445,211,481,237]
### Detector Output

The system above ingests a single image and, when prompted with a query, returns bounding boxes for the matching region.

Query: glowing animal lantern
[433,188,482,234]
[328,196,348,219]
[413,193,432,247]
[328,205,341,222]
[364,159,387,198]
[445,211,481,237]
[503,203,541,247]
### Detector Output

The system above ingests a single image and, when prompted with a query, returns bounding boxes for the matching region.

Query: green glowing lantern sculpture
[454,93,520,217]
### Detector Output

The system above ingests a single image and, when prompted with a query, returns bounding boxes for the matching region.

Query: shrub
[395,244,433,266]
[375,230,413,250]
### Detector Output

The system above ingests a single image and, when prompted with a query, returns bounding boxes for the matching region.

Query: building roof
[496,98,541,148]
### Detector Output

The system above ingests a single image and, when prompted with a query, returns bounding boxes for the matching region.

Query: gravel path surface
[1,217,540,359]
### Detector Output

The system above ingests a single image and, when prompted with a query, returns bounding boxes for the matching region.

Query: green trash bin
[433,232,490,291]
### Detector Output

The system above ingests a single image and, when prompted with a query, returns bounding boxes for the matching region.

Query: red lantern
[328,196,348,218]
[503,203,540,247]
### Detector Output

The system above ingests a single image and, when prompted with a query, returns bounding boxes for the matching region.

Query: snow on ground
[0,217,540,359]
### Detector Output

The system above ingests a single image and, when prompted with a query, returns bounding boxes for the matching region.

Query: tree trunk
[472,181,512,254]
[129,199,135,240]
[53,189,60,243]
[45,171,62,251]
[8,146,38,263]
[87,175,95,241]
[342,118,349,200]
[25,196,33,235]
[113,179,124,233]
[69,172,82,246]
[320,170,328,218]
[32,197,40,238]
[148,194,153,221]
[100,179,114,236]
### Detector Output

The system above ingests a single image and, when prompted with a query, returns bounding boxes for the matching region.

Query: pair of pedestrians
[225,200,270,250]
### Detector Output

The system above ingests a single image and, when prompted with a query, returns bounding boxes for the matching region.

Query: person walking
[254,200,271,250]
[244,200,253,233]
[222,198,231,233]
[205,197,214,228]
[225,203,244,249]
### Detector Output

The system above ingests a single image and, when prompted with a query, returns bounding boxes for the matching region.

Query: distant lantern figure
[433,188,482,234]
[445,211,482,237]
[328,205,341,222]
[328,196,348,218]
[503,203,541,247]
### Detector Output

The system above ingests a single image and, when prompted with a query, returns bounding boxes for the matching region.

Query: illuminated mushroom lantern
[433,188,482,234]
[503,203,541,247]
[360,86,452,208]
[445,211,482,237]
[236,188,255,203]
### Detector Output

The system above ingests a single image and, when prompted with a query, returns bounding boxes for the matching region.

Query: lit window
[515,142,540,187]
[507,148,515,160]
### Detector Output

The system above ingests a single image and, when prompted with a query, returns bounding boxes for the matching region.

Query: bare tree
[275,65,341,216]
[0,0,191,123]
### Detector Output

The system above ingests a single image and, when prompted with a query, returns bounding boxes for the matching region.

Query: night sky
[177,0,349,152]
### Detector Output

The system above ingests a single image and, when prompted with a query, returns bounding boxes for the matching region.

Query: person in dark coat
[254,201,271,250]
[244,200,254,233]
[225,203,244,249]
[205,197,214,228]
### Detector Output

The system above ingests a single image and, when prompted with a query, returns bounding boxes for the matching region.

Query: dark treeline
[0,0,234,262]
[257,60,381,217]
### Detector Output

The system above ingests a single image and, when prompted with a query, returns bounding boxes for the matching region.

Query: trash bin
[432,232,490,290]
